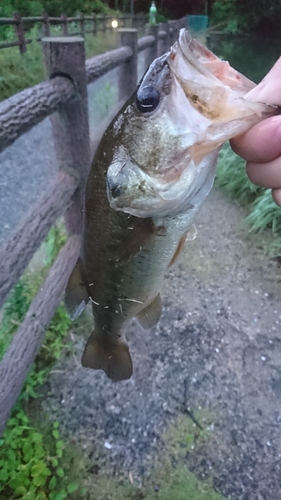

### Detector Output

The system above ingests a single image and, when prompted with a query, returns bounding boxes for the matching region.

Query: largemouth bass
[65,29,277,382]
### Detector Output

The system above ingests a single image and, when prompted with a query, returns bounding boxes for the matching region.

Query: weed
[0,30,118,102]
[0,224,76,499]
[72,410,225,500]
[215,142,281,254]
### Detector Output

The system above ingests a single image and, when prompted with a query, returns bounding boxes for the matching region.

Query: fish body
[66,124,199,381]
[65,29,277,381]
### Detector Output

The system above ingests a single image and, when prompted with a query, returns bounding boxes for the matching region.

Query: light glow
[111,19,118,28]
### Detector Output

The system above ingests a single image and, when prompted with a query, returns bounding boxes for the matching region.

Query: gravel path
[43,188,281,500]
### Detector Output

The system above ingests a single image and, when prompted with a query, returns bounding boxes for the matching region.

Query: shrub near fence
[0,18,186,436]
[0,12,148,54]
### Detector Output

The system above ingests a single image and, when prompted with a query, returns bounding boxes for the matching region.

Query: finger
[246,157,281,189]
[230,116,281,162]
[272,188,281,206]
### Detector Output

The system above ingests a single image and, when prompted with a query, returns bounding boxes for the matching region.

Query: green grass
[74,410,224,500]
[215,142,281,255]
[55,410,226,500]
[0,29,118,102]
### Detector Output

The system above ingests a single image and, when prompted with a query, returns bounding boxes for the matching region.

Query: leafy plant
[0,416,78,499]
[215,142,281,255]
[0,30,118,101]
[0,224,76,499]
[44,223,67,267]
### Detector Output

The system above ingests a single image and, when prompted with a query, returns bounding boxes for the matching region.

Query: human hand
[230,57,281,206]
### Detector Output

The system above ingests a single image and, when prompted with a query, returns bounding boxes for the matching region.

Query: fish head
[106,29,277,218]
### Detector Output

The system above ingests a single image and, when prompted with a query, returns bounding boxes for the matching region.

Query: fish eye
[136,85,160,114]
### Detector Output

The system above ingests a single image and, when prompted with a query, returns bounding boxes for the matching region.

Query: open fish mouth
[106,29,278,219]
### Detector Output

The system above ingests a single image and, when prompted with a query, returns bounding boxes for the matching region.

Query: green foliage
[215,142,281,254]
[215,143,262,205]
[163,411,210,459]
[210,0,281,34]
[0,416,78,499]
[0,30,117,101]
[211,0,243,33]
[0,41,45,101]
[0,223,76,499]
[0,0,113,18]
[80,0,113,15]
[44,224,67,267]
[78,411,225,500]
[246,189,281,243]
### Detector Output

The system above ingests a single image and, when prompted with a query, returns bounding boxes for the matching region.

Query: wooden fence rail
[0,18,185,435]
[0,12,148,54]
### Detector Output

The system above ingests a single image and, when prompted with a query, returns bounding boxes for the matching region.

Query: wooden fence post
[42,37,91,235]
[42,12,50,37]
[13,12,26,54]
[163,22,171,52]
[144,23,159,67]
[168,20,178,44]
[156,23,167,57]
[80,13,85,37]
[102,14,106,32]
[61,14,68,36]
[117,28,138,102]
[92,13,97,34]
[167,20,173,47]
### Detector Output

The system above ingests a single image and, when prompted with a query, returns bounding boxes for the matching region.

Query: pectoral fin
[65,258,89,320]
[136,294,162,330]
[168,226,197,268]
[186,224,197,241]
[81,333,132,382]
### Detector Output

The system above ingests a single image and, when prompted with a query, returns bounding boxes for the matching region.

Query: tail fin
[81,333,133,382]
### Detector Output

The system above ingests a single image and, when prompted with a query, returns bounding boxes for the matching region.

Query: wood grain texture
[43,37,91,236]
[117,29,138,101]
[0,235,81,436]
[86,46,133,84]
[0,170,79,308]
[0,77,75,153]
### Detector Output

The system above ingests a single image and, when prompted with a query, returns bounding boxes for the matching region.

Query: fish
[65,29,277,382]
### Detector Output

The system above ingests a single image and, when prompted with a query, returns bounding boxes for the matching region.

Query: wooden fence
[0,17,186,435]
[0,12,147,54]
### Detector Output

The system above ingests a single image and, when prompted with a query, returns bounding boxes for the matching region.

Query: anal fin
[136,294,162,330]
[81,333,133,382]
[65,258,89,320]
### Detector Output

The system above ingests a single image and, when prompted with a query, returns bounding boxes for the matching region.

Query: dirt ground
[41,186,281,500]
